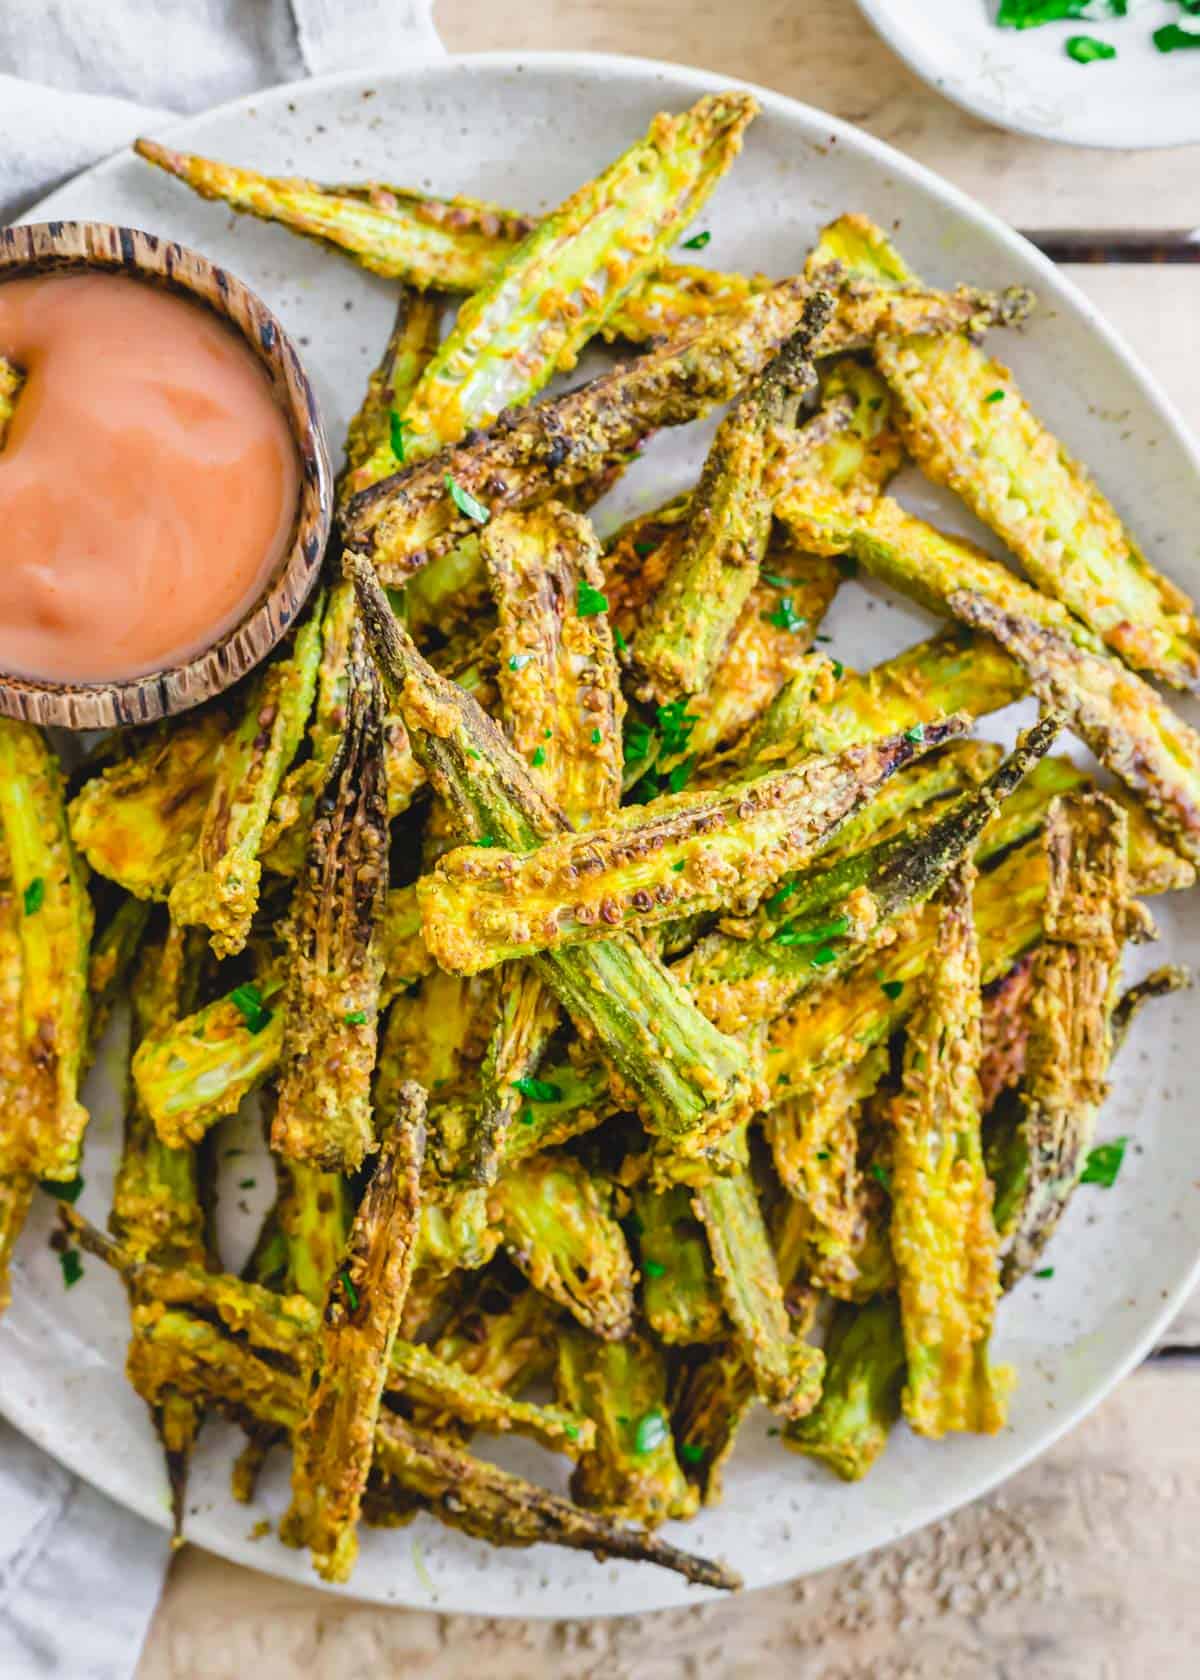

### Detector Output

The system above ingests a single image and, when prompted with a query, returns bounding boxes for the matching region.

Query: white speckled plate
[857,0,1200,148]
[3,18,1200,1620]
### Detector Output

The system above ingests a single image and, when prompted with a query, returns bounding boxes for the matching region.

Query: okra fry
[491,1153,636,1341]
[887,862,1010,1438]
[419,714,971,974]
[999,795,1133,1287]
[341,287,444,499]
[69,707,228,899]
[0,721,93,1181]
[678,713,1061,1033]
[351,553,763,1154]
[136,138,1023,356]
[170,608,324,956]
[693,1141,825,1421]
[784,1297,906,1481]
[632,305,830,703]
[273,1156,353,1308]
[272,634,390,1173]
[950,590,1200,864]
[633,1182,725,1346]
[556,1327,699,1525]
[400,92,757,458]
[87,895,153,1054]
[283,1082,426,1583]
[393,1336,592,1459]
[0,355,23,449]
[470,964,561,1188]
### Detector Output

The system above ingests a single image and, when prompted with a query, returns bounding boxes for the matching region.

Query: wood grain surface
[134,1,1200,1674]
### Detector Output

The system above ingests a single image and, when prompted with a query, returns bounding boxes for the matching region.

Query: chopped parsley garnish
[765,878,799,914]
[1155,22,1200,49]
[508,653,533,671]
[444,472,490,524]
[238,1178,257,1190]
[1066,33,1117,60]
[679,1442,705,1465]
[591,727,603,744]
[984,389,1006,403]
[642,1259,666,1279]
[576,579,609,617]
[623,719,654,764]
[666,755,696,794]
[562,1422,580,1440]
[1081,1136,1127,1188]
[996,0,1127,26]
[880,979,904,1000]
[23,878,44,917]
[1034,1267,1055,1279]
[40,1176,84,1205]
[544,727,553,739]
[774,915,850,947]
[764,594,808,634]
[389,410,409,462]
[671,860,686,873]
[340,1269,360,1311]
[633,539,657,557]
[905,723,926,743]
[475,835,499,847]
[815,1149,831,1162]
[656,698,699,758]
[633,1409,670,1454]
[681,230,712,250]
[60,1248,83,1289]
[613,625,628,654]
[831,660,845,680]
[511,1076,563,1103]
[531,746,547,767]
[869,1162,892,1193]
[231,983,273,1035]
[761,571,793,589]
[344,1009,368,1025]
[519,1108,535,1126]
[809,944,838,968]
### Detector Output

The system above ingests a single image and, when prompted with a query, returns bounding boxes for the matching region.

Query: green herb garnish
[880,979,904,1000]
[344,1009,368,1025]
[1081,1137,1127,1187]
[671,860,686,873]
[809,945,838,968]
[23,878,44,917]
[774,914,850,947]
[1154,22,1200,49]
[238,1178,257,1190]
[633,540,657,558]
[444,472,490,524]
[475,835,499,847]
[681,230,712,250]
[591,727,603,744]
[1034,1267,1055,1279]
[666,755,696,794]
[764,594,808,634]
[511,1076,563,1103]
[905,723,926,743]
[613,625,628,654]
[1066,33,1117,60]
[40,1177,84,1205]
[761,571,793,589]
[656,698,699,758]
[576,579,609,617]
[623,719,653,765]
[340,1269,360,1311]
[60,1248,83,1289]
[984,389,1006,403]
[642,1259,666,1279]
[389,410,408,462]
[231,983,272,1035]
[531,746,547,767]
[869,1162,892,1194]
[679,1442,705,1465]
[508,653,533,671]
[996,0,1127,27]
[831,660,845,680]
[633,1409,670,1454]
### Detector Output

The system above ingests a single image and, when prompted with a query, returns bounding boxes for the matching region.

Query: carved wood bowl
[0,220,332,729]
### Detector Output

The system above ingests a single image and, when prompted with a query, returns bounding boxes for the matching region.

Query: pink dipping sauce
[0,272,300,682]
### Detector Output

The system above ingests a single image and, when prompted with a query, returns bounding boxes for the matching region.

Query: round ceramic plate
[857,0,1200,149]
[3,39,1200,1620]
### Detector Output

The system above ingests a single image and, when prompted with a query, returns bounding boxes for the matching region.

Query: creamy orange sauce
[0,273,300,682]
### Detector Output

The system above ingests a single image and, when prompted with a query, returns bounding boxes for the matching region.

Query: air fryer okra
[3,91,1197,1592]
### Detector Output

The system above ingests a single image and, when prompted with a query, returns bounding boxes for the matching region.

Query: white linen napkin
[0,4,441,1675]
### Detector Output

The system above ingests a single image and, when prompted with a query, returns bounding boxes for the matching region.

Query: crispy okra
[169,609,323,956]
[632,1182,726,1346]
[419,715,970,974]
[785,1297,907,1481]
[272,636,390,1173]
[341,287,444,499]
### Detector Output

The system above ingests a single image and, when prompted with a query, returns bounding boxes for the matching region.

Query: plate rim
[5,45,1200,1615]
[854,0,1200,152]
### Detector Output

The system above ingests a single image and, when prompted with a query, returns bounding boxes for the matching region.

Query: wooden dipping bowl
[0,221,332,730]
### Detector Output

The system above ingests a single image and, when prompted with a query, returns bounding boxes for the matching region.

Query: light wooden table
[136,3,1200,1675]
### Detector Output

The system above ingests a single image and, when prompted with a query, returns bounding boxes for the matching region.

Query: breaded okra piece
[341,287,444,499]
[785,1297,907,1481]
[998,796,1134,1287]
[121,1293,737,1587]
[87,896,153,1050]
[430,1269,560,1396]
[632,1182,725,1345]
[950,591,1200,864]
[0,721,93,1180]
[68,707,228,899]
[272,638,390,1173]
[631,302,831,703]
[556,1328,699,1525]
[350,554,763,1155]
[282,1083,426,1583]
[845,214,1200,690]
[709,624,1028,787]
[693,1137,825,1421]
[0,355,23,448]
[884,863,1010,1437]
[678,716,1062,1034]
[272,1157,353,1308]
[419,714,970,974]
[399,92,757,457]
[170,609,323,956]
[491,1154,636,1341]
